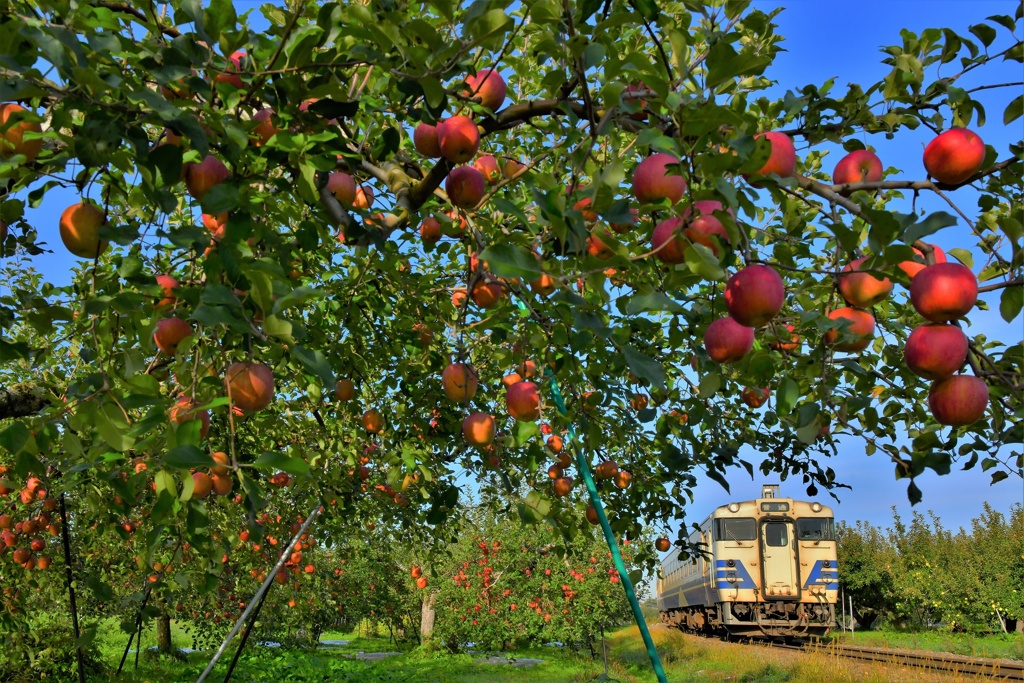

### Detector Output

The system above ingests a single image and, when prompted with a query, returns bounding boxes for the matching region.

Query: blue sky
[9,0,1022,534]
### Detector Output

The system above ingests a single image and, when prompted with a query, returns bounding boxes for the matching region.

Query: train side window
[715,518,756,541]
[797,518,834,540]
[765,522,788,547]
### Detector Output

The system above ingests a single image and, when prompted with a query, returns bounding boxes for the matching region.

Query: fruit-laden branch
[0,383,48,420]
[826,157,1021,194]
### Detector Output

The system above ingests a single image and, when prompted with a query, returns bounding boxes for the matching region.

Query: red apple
[923,128,985,185]
[741,387,770,408]
[437,116,480,164]
[507,381,541,421]
[185,155,230,200]
[680,200,733,256]
[910,262,978,322]
[442,363,478,403]
[904,324,968,380]
[213,50,245,89]
[704,317,755,364]
[471,277,503,308]
[650,217,686,264]
[414,122,442,158]
[154,317,192,355]
[769,323,800,352]
[832,149,883,185]
[725,264,784,327]
[225,361,275,412]
[155,274,179,308]
[192,472,213,499]
[462,413,496,447]
[503,158,525,179]
[327,172,357,206]
[464,68,507,111]
[587,228,615,260]
[59,203,108,259]
[353,186,374,210]
[169,397,210,439]
[0,103,43,162]
[202,212,228,241]
[750,131,796,178]
[420,217,442,245]
[632,153,686,204]
[446,165,486,209]
[928,375,988,426]
[824,307,875,352]
[897,243,947,280]
[251,108,277,146]
[473,155,501,184]
[838,257,893,307]
[335,378,355,401]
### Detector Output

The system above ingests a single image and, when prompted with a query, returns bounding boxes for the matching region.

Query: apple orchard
[0,0,1021,669]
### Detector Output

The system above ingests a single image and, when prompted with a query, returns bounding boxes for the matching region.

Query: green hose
[545,370,669,683]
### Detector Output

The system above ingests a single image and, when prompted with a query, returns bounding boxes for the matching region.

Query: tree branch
[0,383,48,420]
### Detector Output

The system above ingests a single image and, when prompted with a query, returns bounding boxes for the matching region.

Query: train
[656,484,838,637]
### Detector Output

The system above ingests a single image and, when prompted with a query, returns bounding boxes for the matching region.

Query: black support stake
[59,493,86,683]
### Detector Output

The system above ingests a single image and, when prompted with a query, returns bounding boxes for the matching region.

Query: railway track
[772,639,1024,680]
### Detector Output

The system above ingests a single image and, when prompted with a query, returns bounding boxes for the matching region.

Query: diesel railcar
[656,485,838,637]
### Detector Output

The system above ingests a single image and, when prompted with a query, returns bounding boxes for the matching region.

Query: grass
[16,618,1021,682]
[827,628,1024,661]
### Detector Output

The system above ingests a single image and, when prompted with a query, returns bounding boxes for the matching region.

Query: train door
[760,520,798,598]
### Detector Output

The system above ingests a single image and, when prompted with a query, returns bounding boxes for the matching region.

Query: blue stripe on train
[802,560,839,589]
[714,559,757,588]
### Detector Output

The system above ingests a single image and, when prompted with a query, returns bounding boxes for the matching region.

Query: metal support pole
[222,584,272,683]
[195,503,322,683]
[59,493,86,683]
[118,583,153,674]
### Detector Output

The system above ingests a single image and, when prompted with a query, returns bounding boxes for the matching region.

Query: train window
[797,518,834,540]
[765,522,788,547]
[715,518,756,541]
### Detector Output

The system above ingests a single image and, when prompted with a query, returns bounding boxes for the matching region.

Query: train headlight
[811,503,822,512]
[726,560,735,567]
[728,503,740,513]
[823,560,831,568]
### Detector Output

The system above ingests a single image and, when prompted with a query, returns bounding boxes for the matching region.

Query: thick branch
[0,383,48,420]
[94,1,181,38]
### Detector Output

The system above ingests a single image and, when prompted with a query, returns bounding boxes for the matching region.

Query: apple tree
[0,0,1021,674]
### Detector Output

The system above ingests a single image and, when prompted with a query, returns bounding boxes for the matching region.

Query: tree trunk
[0,383,47,420]
[156,614,173,654]
[419,592,436,643]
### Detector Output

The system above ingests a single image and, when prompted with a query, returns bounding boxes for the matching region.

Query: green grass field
[63,619,1022,683]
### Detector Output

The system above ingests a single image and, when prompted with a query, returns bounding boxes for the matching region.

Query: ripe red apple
[362,409,384,433]
[587,228,615,260]
[437,116,480,164]
[169,397,210,439]
[416,576,429,589]
[897,243,946,280]
[725,265,784,327]
[473,155,501,184]
[411,566,422,579]
[680,200,732,256]
[213,51,245,89]
[655,537,670,552]
[354,186,374,210]
[770,323,800,352]
[155,274,179,308]
[650,217,686,264]
[327,172,357,206]
[910,262,978,322]
[446,165,486,209]
[905,324,968,380]
[471,278,502,308]
[251,108,277,146]
[225,361,275,412]
[928,375,988,426]
[211,451,230,476]
[414,122,442,158]
[59,203,108,259]
[741,387,770,408]
[632,153,687,204]
[463,68,507,111]
[154,317,192,355]
[923,128,985,185]
[838,257,893,307]
[704,316,755,364]
[507,381,541,421]
[462,413,496,447]
[749,131,796,178]
[202,212,227,241]
[442,363,478,402]
[0,103,43,161]
[420,217,441,245]
[553,476,573,497]
[832,149,883,185]
[335,378,355,401]
[502,158,525,179]
[824,307,875,352]
[185,155,230,200]
[192,472,213,499]
[530,272,556,296]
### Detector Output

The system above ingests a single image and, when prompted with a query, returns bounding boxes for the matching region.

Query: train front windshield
[796,518,834,540]
[716,518,756,541]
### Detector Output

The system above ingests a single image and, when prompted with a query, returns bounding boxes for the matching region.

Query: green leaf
[776,377,799,416]
[907,480,922,505]
[622,346,666,390]
[479,244,541,280]
[419,78,447,110]
[947,247,974,268]
[514,420,539,445]
[292,345,335,387]
[1004,94,1024,125]
[524,489,551,517]
[968,23,997,47]
[253,451,310,476]
[684,243,726,280]
[96,403,133,452]
[0,422,31,455]
[154,470,177,497]
[698,373,720,399]
[262,315,295,344]
[625,292,685,315]
[283,25,324,68]
[164,446,215,469]
[1000,285,1023,322]
[902,211,958,245]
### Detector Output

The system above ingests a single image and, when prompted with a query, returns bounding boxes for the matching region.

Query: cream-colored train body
[656,485,838,637]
